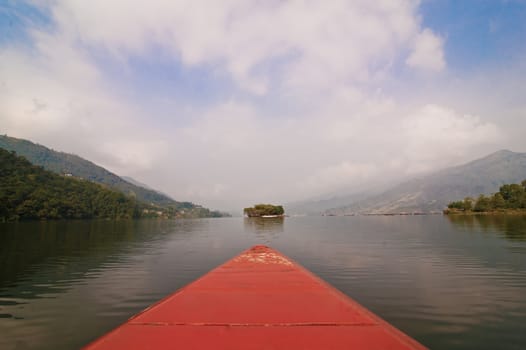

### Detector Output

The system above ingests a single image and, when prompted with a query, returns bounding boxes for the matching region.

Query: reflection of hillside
[0,219,203,294]
[446,215,526,241]
[243,217,284,235]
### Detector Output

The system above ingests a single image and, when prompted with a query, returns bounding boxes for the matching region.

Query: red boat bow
[84,245,426,349]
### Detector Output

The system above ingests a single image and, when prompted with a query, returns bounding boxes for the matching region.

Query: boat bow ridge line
[127,322,378,327]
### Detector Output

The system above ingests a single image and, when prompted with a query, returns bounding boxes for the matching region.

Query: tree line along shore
[445,180,526,214]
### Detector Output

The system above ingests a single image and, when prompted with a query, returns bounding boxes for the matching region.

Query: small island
[243,204,285,218]
[444,180,526,215]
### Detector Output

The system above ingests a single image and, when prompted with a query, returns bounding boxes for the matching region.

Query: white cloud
[146,91,503,207]
[406,28,446,71]
[0,31,167,174]
[43,0,434,94]
[2,1,522,210]
[401,104,502,173]
[297,161,377,195]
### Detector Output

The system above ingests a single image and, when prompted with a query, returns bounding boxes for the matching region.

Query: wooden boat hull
[84,245,426,349]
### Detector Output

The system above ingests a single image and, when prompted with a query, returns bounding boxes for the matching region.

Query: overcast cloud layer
[1,1,525,210]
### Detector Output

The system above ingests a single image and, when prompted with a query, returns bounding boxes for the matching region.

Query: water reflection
[0,216,525,350]
[0,219,222,350]
[0,220,181,291]
[243,217,284,234]
[446,214,526,241]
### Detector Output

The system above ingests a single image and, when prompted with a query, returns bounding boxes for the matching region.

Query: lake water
[1,215,525,349]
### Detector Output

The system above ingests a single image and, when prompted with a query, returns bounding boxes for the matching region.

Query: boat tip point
[249,245,272,251]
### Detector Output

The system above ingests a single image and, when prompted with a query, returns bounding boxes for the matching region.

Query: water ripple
[0,217,525,350]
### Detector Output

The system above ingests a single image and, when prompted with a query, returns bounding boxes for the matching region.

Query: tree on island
[244,204,285,217]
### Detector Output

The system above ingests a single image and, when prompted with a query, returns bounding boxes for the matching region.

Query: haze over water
[1,215,525,350]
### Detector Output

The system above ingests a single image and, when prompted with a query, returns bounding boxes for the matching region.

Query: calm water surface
[1,215,526,349]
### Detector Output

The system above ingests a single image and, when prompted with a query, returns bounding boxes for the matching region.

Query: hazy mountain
[0,135,182,207]
[327,150,526,215]
[285,190,375,215]
[121,176,153,190]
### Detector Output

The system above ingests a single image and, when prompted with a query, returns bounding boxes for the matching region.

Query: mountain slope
[0,135,183,207]
[121,176,154,190]
[0,148,140,221]
[328,150,526,214]
[285,190,374,215]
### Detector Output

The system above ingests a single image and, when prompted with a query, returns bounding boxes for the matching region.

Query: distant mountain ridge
[285,190,374,215]
[0,135,219,214]
[326,150,526,215]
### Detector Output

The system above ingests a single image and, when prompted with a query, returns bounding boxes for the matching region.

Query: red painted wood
[84,245,427,349]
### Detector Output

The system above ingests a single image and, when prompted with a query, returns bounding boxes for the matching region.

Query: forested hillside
[0,135,228,217]
[0,135,178,206]
[0,149,140,221]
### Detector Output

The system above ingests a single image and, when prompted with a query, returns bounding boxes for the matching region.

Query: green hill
[0,135,179,206]
[0,135,228,218]
[0,148,141,221]
[327,150,526,215]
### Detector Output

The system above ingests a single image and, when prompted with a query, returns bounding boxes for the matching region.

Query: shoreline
[444,209,526,216]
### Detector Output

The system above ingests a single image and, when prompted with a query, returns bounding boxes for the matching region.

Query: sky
[1,0,526,210]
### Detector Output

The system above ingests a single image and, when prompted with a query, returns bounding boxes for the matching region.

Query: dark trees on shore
[447,180,526,213]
